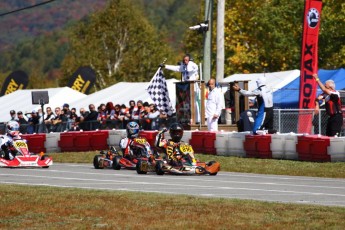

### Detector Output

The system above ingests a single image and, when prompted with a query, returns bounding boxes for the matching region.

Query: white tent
[0,87,86,122]
[221,69,300,92]
[69,78,179,112]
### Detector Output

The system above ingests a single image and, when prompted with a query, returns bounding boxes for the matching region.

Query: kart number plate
[134,138,147,144]
[179,144,193,153]
[14,141,28,148]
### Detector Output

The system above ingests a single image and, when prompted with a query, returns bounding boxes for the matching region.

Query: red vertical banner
[298,0,323,133]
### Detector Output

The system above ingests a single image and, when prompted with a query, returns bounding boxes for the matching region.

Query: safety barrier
[296,135,331,162]
[189,131,217,154]
[21,133,46,154]
[139,130,159,147]
[15,130,345,162]
[244,135,272,159]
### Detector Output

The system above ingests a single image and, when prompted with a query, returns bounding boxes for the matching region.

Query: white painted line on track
[4,167,345,190]
[1,173,345,198]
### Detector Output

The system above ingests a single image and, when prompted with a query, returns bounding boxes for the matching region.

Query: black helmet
[169,123,183,142]
[126,121,139,138]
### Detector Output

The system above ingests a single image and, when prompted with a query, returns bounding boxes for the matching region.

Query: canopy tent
[221,69,300,92]
[274,68,345,108]
[0,87,87,122]
[69,78,179,112]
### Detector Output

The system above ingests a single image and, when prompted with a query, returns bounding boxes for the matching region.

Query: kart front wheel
[112,156,122,170]
[136,159,148,174]
[155,160,164,175]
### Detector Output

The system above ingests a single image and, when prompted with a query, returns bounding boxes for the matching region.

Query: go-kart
[93,137,156,170]
[136,142,220,175]
[0,138,53,168]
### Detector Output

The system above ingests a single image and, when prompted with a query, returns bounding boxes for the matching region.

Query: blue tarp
[273,68,345,108]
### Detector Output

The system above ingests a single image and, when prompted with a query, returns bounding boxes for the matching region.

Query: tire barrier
[18,130,345,162]
[21,134,46,154]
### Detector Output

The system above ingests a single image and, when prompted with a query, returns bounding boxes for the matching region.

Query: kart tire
[207,161,218,176]
[155,160,164,175]
[136,159,148,174]
[41,155,50,168]
[112,156,122,170]
[93,155,104,169]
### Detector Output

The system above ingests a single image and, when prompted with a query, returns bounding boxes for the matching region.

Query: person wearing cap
[15,111,28,134]
[26,110,40,134]
[10,110,16,121]
[233,76,276,134]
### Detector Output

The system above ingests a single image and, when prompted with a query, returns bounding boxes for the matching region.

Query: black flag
[67,66,96,94]
[0,70,29,96]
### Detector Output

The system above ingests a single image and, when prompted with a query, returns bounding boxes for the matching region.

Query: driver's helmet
[7,120,20,137]
[169,123,184,142]
[126,121,140,138]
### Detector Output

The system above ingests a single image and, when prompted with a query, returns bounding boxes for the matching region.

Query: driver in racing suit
[0,121,22,160]
[155,123,197,167]
[119,121,153,161]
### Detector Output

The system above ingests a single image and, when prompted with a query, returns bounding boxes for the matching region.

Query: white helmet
[256,76,266,88]
[7,120,20,137]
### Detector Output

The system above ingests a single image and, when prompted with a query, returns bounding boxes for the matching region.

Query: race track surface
[1,163,345,207]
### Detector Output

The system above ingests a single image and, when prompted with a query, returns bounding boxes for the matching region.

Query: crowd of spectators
[5,100,174,134]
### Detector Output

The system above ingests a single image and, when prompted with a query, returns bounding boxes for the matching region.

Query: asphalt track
[1,163,345,207]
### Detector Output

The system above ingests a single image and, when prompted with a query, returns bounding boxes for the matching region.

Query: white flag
[146,68,175,116]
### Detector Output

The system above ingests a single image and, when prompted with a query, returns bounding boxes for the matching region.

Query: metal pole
[216,0,225,83]
[203,0,213,82]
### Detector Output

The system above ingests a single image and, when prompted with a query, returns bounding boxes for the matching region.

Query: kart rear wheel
[136,159,148,174]
[93,155,104,169]
[155,160,164,175]
[112,156,122,170]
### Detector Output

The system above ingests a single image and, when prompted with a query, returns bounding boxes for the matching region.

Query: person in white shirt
[205,78,224,131]
[160,54,200,123]
[162,54,199,81]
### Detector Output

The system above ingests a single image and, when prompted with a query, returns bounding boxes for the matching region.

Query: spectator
[105,102,116,129]
[140,102,151,130]
[27,110,40,134]
[131,100,143,123]
[79,107,89,131]
[52,107,67,132]
[313,73,343,136]
[10,110,16,121]
[97,103,107,129]
[112,104,123,129]
[83,104,99,130]
[62,103,72,130]
[44,107,56,133]
[16,111,28,134]
[69,114,81,131]
[148,104,160,130]
[121,103,130,128]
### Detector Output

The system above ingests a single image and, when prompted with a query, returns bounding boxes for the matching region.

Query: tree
[183,0,345,77]
[61,0,174,91]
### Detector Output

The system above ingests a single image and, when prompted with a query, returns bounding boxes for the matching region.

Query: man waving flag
[146,68,175,116]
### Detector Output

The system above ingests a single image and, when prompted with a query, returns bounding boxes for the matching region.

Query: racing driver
[0,120,22,160]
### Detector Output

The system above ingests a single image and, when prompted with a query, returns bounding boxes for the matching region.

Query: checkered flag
[146,68,175,116]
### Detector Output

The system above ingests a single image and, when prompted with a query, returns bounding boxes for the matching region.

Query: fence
[0,109,341,135]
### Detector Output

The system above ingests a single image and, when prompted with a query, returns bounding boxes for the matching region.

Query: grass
[49,151,345,178]
[0,185,344,229]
